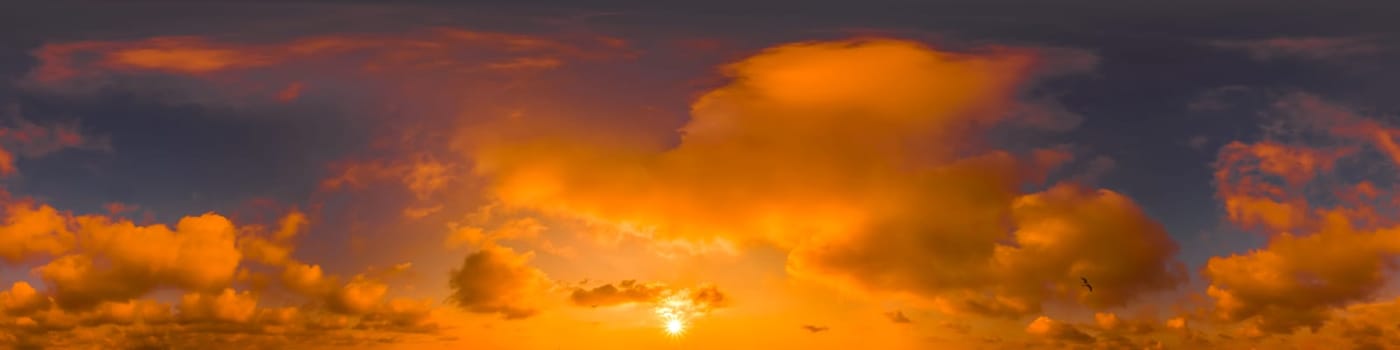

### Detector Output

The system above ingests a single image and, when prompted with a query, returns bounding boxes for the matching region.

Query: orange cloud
[320,155,455,201]
[1213,140,1353,233]
[443,204,574,258]
[177,288,259,323]
[0,110,106,177]
[1203,210,1400,333]
[238,210,307,266]
[29,27,634,83]
[569,280,728,313]
[275,81,305,102]
[105,37,274,74]
[1203,93,1400,336]
[0,149,442,348]
[0,200,73,263]
[1024,315,1094,344]
[0,208,447,348]
[447,245,552,319]
[36,213,244,311]
[0,282,48,317]
[885,310,913,324]
[468,38,1177,320]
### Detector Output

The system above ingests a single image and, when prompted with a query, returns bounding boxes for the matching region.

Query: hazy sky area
[2,1,1400,349]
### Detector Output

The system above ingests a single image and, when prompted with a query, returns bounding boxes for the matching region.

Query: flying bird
[801,325,829,333]
[1081,277,1093,292]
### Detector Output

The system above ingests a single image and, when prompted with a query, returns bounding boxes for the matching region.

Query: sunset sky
[3,1,1400,349]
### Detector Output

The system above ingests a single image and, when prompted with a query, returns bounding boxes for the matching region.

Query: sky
[2,0,1400,349]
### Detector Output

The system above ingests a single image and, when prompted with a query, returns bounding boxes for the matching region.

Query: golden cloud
[1025,315,1094,344]
[0,171,442,347]
[36,214,243,311]
[447,245,552,319]
[569,280,669,308]
[0,200,72,263]
[178,288,259,324]
[468,38,1183,318]
[0,282,48,317]
[569,280,728,315]
[1203,93,1400,335]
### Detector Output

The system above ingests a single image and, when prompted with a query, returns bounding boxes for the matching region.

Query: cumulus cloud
[1323,297,1400,350]
[327,275,391,315]
[0,200,72,263]
[267,260,404,317]
[447,245,552,319]
[0,282,48,317]
[467,38,1184,318]
[1091,311,1157,335]
[1024,315,1094,344]
[1204,93,1400,335]
[238,210,307,266]
[0,293,446,349]
[0,214,448,349]
[178,288,259,323]
[37,213,244,311]
[0,174,440,347]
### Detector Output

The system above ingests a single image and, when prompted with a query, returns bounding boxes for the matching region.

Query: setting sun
[665,318,686,336]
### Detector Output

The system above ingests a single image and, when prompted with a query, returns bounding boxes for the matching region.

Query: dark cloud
[568,280,666,308]
[885,310,913,324]
[446,245,550,320]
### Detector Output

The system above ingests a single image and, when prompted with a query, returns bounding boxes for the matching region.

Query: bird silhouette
[1081,277,1093,292]
[802,325,829,333]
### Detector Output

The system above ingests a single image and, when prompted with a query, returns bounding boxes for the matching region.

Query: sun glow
[655,291,698,337]
[664,318,686,336]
